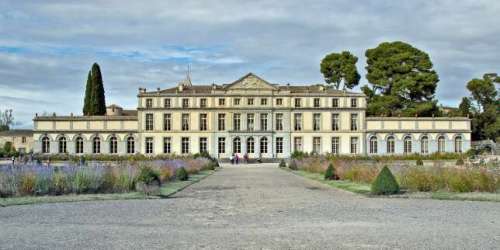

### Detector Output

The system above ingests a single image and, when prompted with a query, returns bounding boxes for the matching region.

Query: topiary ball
[176,167,189,181]
[324,163,337,180]
[371,166,400,195]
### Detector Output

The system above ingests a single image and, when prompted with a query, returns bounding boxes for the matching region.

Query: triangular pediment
[225,73,278,90]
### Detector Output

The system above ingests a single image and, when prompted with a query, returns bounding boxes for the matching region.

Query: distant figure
[11,156,15,166]
[258,153,262,163]
[235,154,239,164]
[229,154,234,164]
[244,153,249,164]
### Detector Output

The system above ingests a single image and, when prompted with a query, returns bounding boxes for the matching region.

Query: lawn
[0,170,214,207]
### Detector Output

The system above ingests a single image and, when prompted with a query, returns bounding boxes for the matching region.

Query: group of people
[229,153,263,164]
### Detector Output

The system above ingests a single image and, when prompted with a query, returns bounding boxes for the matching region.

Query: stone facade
[0,129,34,153]
[33,73,471,158]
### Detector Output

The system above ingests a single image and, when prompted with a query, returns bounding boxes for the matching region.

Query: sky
[0,0,499,128]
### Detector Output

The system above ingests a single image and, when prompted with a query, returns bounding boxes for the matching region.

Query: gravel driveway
[1,163,499,249]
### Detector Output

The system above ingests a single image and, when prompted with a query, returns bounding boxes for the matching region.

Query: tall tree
[83,71,92,115]
[91,63,106,115]
[457,97,472,117]
[466,73,498,112]
[363,41,440,116]
[320,51,360,90]
[82,63,106,116]
[0,109,13,131]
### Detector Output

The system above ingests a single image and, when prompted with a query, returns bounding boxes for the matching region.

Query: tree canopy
[0,109,13,131]
[363,41,440,117]
[320,51,360,90]
[83,63,106,116]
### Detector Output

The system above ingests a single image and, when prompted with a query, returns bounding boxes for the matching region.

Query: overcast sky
[1,0,499,128]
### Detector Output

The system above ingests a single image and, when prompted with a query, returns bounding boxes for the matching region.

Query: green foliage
[416,158,424,166]
[0,109,13,131]
[50,172,69,195]
[290,151,308,160]
[20,173,37,195]
[288,160,298,170]
[279,159,286,168]
[371,166,400,195]
[136,165,160,185]
[3,141,13,153]
[320,51,360,89]
[364,41,440,117]
[456,158,464,166]
[457,97,472,117]
[83,63,106,116]
[324,163,337,180]
[176,167,189,181]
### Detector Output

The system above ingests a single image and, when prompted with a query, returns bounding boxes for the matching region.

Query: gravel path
[1,163,499,249]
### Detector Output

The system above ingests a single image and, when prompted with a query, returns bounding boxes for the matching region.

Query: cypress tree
[83,70,92,115]
[91,63,106,115]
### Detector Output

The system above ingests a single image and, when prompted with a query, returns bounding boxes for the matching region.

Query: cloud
[0,0,499,128]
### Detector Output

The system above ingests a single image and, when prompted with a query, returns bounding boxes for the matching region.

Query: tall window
[233,98,240,106]
[276,137,283,154]
[294,113,302,131]
[163,113,171,131]
[182,114,189,131]
[454,136,462,153]
[218,114,225,131]
[260,98,267,106]
[199,137,208,153]
[164,98,171,108]
[182,137,190,154]
[75,137,84,154]
[386,136,395,154]
[351,98,357,108]
[58,137,67,153]
[145,137,153,154]
[146,98,153,108]
[22,137,26,143]
[109,136,117,154]
[260,113,268,131]
[247,137,254,153]
[350,113,358,131]
[163,137,171,154]
[438,136,446,153]
[294,137,303,152]
[233,137,241,153]
[332,98,339,108]
[421,136,429,154]
[199,113,208,131]
[331,113,339,131]
[42,136,50,153]
[93,137,101,154]
[313,98,320,107]
[331,137,339,154]
[369,136,377,154]
[200,98,207,108]
[313,113,321,131]
[403,136,412,154]
[247,98,254,105]
[145,113,154,131]
[275,113,283,131]
[260,137,268,154]
[294,98,301,108]
[247,114,254,131]
[350,137,358,154]
[218,137,225,154]
[127,137,135,154]
[218,98,225,106]
[182,98,189,108]
[233,114,241,131]
[313,137,321,154]
[276,98,283,106]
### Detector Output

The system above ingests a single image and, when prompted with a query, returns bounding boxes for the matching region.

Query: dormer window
[146,98,153,108]
[351,98,357,108]
[164,98,171,108]
[182,98,189,108]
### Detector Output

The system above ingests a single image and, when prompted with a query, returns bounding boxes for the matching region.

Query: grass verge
[291,169,371,195]
[0,170,214,207]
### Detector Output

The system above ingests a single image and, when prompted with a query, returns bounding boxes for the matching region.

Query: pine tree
[91,63,106,115]
[83,71,92,115]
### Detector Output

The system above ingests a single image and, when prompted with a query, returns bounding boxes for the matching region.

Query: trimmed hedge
[176,167,189,181]
[371,166,400,195]
[324,163,338,180]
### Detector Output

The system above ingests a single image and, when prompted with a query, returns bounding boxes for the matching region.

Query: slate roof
[0,129,33,136]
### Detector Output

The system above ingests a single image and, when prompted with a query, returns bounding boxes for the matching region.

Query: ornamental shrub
[288,160,298,170]
[176,167,189,181]
[136,166,161,185]
[371,166,400,195]
[416,158,424,166]
[279,159,286,168]
[20,172,37,195]
[324,163,337,180]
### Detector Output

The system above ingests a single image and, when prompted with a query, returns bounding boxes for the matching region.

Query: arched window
[246,137,254,153]
[386,136,395,154]
[260,137,268,154]
[109,136,118,154]
[233,137,241,154]
[438,136,446,153]
[369,136,377,154]
[127,137,135,154]
[75,137,84,154]
[404,136,412,154]
[420,136,428,154]
[454,136,462,153]
[42,136,50,154]
[93,137,101,154]
[58,136,67,153]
